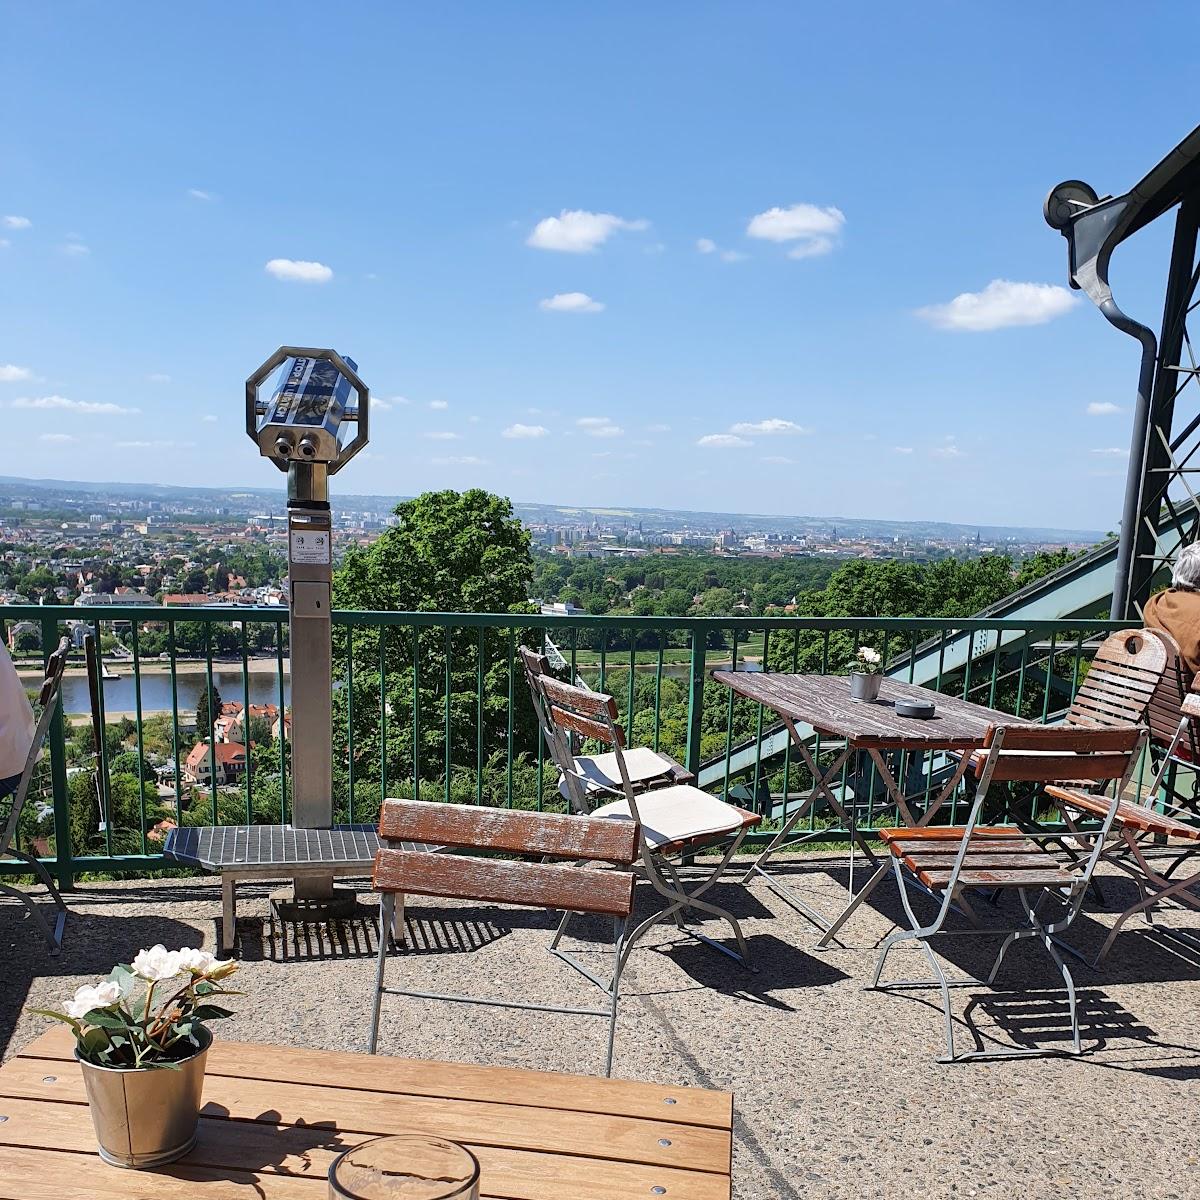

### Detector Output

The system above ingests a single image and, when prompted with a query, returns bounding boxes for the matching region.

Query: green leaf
[191,1005,234,1021]
[28,1008,80,1030]
[83,1009,131,1031]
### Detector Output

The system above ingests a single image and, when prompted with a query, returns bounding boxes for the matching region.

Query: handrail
[0,604,1137,885]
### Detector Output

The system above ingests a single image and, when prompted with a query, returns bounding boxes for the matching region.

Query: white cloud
[577,416,623,438]
[527,209,648,253]
[746,204,845,258]
[646,423,671,434]
[433,455,485,466]
[265,258,333,283]
[503,423,549,439]
[372,395,410,411]
[2,215,31,229]
[0,238,9,249]
[429,399,448,410]
[38,432,76,443]
[0,364,33,383]
[424,431,460,440]
[187,188,215,201]
[696,237,745,262]
[763,455,795,465]
[698,433,752,448]
[729,418,809,436]
[202,414,218,422]
[147,372,171,383]
[786,238,835,260]
[1092,447,1128,456]
[916,279,1079,332]
[60,239,90,256]
[12,395,138,415]
[1087,401,1121,416]
[539,291,605,313]
[930,444,964,459]
[893,446,914,454]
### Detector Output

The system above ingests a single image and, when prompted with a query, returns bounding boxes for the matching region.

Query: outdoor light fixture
[1046,125,1200,619]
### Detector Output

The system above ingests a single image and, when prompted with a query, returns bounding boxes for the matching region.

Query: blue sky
[1,2,1195,530]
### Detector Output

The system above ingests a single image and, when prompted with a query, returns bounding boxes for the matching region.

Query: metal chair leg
[604,917,626,1078]
[368,892,395,1054]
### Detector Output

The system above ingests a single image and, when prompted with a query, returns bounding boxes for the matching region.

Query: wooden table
[713,671,1027,946]
[0,1028,733,1199]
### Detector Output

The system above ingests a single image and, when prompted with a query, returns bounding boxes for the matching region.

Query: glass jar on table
[329,1134,481,1200]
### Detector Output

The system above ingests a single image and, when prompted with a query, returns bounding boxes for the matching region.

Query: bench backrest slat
[374,849,636,917]
[378,797,639,863]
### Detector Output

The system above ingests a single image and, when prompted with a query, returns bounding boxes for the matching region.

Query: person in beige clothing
[1144,543,1200,679]
[0,641,36,800]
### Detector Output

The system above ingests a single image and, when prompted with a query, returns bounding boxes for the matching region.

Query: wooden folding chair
[518,646,691,801]
[1049,684,1200,963]
[1,636,72,954]
[369,798,639,1076]
[870,723,1145,1062]
[527,669,761,969]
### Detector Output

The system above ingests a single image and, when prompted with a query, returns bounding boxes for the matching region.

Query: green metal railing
[1,604,1136,886]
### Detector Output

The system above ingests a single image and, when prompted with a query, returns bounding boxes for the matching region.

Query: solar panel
[164,824,431,870]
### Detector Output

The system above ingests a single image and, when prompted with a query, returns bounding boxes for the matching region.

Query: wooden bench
[370,798,639,1077]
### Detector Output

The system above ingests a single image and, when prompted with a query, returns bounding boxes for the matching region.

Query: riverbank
[17,657,287,682]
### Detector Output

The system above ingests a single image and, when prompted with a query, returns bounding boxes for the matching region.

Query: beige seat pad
[590,785,744,850]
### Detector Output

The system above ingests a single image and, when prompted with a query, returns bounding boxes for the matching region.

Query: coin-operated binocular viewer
[247,348,369,911]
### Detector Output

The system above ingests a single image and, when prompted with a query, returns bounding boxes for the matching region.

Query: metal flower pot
[849,671,882,702]
[76,1026,211,1169]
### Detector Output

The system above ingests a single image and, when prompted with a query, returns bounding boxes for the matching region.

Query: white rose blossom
[131,944,184,982]
[176,947,236,978]
[63,980,122,1019]
[858,646,881,665]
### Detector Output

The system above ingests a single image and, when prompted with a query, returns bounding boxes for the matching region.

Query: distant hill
[0,474,1106,545]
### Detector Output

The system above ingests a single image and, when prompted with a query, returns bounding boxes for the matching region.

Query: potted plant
[848,645,883,702]
[33,944,238,1169]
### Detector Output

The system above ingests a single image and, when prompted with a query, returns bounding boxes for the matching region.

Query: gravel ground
[4,854,1200,1199]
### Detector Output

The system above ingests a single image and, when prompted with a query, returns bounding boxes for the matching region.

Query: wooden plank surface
[713,671,1026,749]
[0,1031,733,1200]
[378,797,639,863]
[372,848,636,917]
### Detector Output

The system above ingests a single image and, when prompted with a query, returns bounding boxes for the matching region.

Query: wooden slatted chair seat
[879,827,1076,890]
[1047,783,1200,843]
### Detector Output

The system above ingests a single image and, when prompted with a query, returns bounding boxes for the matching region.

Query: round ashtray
[894,698,936,719]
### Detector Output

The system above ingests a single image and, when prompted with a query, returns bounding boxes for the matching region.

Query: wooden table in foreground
[713,671,1028,946]
[0,1028,733,1199]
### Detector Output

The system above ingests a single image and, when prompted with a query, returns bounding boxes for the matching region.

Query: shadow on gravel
[653,932,850,1009]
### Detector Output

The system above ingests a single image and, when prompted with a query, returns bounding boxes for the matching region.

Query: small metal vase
[76,1026,211,1169]
[849,671,882,702]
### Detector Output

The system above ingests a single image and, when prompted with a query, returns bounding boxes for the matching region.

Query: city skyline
[2,3,1189,528]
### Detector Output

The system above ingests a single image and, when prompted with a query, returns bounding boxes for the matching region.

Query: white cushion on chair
[590,785,745,850]
[559,746,676,799]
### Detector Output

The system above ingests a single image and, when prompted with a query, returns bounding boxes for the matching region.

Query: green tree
[333,490,536,794]
[195,683,224,737]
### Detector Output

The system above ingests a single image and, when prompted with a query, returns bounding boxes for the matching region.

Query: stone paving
[4,855,1200,1199]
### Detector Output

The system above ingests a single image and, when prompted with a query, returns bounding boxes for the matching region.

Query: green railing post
[40,614,73,890]
[685,628,706,778]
